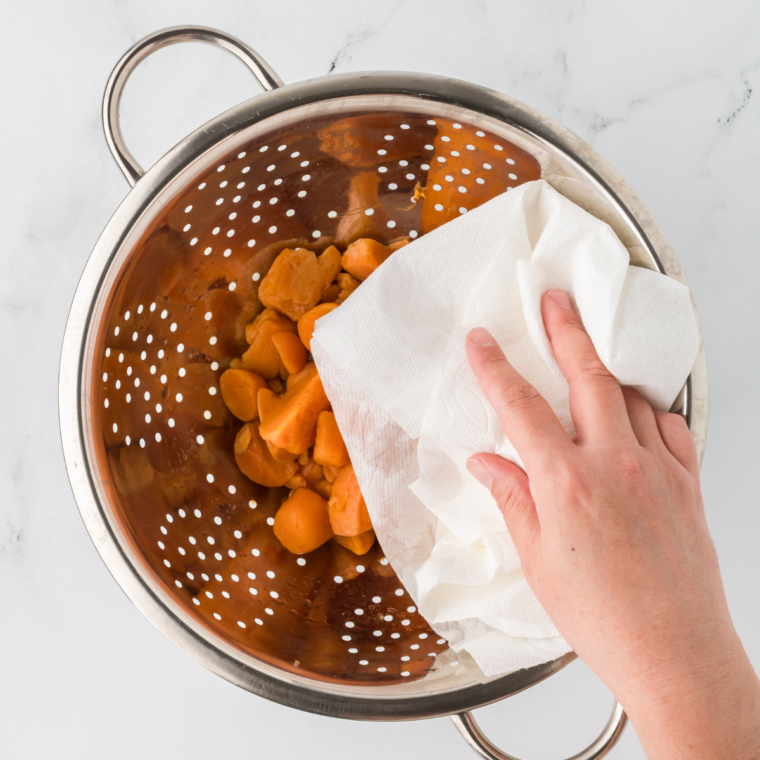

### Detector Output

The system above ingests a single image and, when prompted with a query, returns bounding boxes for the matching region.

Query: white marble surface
[2,1,759,757]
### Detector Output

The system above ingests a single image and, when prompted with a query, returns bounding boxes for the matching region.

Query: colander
[59,26,707,760]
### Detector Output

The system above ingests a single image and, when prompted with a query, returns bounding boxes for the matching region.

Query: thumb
[466,454,540,564]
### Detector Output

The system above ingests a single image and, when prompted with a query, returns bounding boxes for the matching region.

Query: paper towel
[310,179,700,677]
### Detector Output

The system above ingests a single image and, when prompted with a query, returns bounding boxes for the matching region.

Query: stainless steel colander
[59,26,707,759]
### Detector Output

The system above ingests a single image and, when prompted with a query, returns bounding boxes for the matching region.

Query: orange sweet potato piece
[319,284,341,304]
[271,331,308,374]
[299,459,325,488]
[234,422,298,487]
[297,450,310,466]
[258,362,331,455]
[219,369,268,421]
[241,309,297,379]
[322,464,340,484]
[334,529,376,555]
[328,463,372,537]
[285,474,308,490]
[313,478,333,500]
[389,237,409,252]
[297,302,339,352]
[341,238,392,281]
[258,247,342,321]
[313,411,350,469]
[335,273,361,304]
[267,377,285,393]
[266,438,298,463]
[273,488,333,554]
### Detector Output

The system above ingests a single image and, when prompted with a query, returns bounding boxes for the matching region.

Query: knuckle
[552,459,583,498]
[618,451,646,486]
[501,381,543,411]
[579,356,615,381]
[480,347,506,374]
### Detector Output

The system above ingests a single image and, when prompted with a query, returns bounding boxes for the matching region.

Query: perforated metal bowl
[59,26,707,759]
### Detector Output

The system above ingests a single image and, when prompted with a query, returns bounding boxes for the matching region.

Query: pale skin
[465,289,760,759]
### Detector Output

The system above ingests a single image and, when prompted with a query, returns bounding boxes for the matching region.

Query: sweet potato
[297,302,338,352]
[322,464,340,483]
[219,369,268,421]
[313,411,350,469]
[335,273,361,304]
[258,246,342,320]
[299,458,325,489]
[241,308,297,379]
[388,237,409,252]
[313,478,333,500]
[334,529,376,555]
[234,422,298,487]
[266,439,298,463]
[284,474,308,490]
[328,463,372,537]
[341,238,392,281]
[271,331,308,374]
[258,362,330,455]
[319,284,341,304]
[273,488,333,554]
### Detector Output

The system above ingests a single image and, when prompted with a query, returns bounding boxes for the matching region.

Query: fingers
[466,328,571,471]
[467,454,540,562]
[655,411,700,477]
[541,290,631,443]
[622,387,664,451]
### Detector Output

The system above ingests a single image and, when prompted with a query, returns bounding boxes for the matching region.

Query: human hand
[465,289,760,759]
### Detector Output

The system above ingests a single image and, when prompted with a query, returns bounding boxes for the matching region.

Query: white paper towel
[310,179,700,677]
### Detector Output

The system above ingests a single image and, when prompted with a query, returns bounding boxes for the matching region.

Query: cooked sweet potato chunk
[334,529,376,556]
[335,273,361,304]
[265,438,298,463]
[273,488,333,554]
[271,331,308,374]
[219,369,267,421]
[389,237,409,252]
[241,308,297,379]
[322,464,340,483]
[258,246,342,320]
[284,474,308,490]
[258,362,330,455]
[234,422,298,487]
[319,284,341,304]
[341,238,392,281]
[297,303,338,352]
[299,458,325,489]
[328,463,372,536]
[313,411,350,469]
[313,478,333,500]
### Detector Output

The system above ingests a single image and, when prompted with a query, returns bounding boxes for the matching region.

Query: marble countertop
[2,1,759,758]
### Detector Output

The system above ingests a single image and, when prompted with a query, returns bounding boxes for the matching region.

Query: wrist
[616,629,760,759]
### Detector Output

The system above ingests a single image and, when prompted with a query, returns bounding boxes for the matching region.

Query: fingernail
[547,289,571,309]
[468,327,494,347]
[466,457,493,491]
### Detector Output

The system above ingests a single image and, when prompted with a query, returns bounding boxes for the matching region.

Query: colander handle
[102,25,285,187]
[451,699,627,760]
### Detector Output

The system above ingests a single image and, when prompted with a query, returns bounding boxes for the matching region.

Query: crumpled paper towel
[310,179,700,677]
